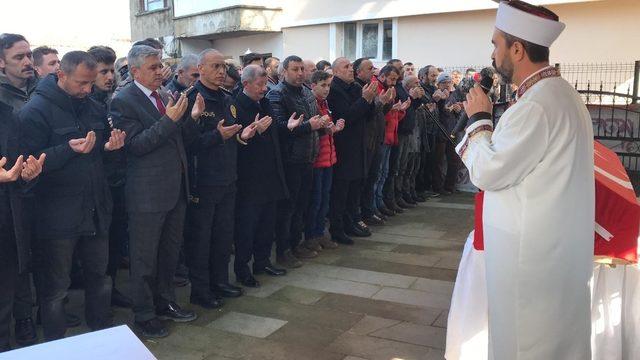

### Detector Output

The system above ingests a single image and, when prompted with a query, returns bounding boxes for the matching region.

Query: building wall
[396,0,640,68]
[282,24,331,62]
[212,33,284,61]
[130,7,174,41]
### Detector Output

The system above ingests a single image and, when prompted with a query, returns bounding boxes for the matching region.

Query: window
[343,22,357,60]
[341,19,394,61]
[141,0,165,12]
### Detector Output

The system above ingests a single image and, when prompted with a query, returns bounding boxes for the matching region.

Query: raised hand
[391,100,402,111]
[216,119,242,140]
[335,118,345,132]
[309,115,326,130]
[104,129,126,151]
[240,122,258,141]
[399,98,412,111]
[21,153,46,182]
[69,131,96,154]
[166,93,188,122]
[191,93,205,121]
[463,85,493,119]
[287,112,304,131]
[253,113,273,134]
[161,65,173,82]
[0,155,23,183]
[362,82,377,103]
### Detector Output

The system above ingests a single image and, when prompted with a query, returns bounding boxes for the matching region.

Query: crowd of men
[0,32,503,349]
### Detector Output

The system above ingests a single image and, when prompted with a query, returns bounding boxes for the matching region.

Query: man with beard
[20,51,126,341]
[0,33,41,347]
[456,1,593,358]
[264,57,280,91]
[166,54,199,95]
[414,65,440,198]
[87,45,133,309]
[32,46,60,78]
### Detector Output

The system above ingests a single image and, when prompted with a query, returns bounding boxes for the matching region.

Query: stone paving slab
[370,321,447,350]
[348,315,402,336]
[333,256,458,282]
[207,311,288,338]
[297,263,419,289]
[372,287,451,309]
[328,332,436,360]
[268,285,326,305]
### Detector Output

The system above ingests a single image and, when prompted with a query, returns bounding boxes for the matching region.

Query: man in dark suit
[232,64,291,288]
[326,58,376,245]
[110,45,198,338]
[19,51,123,341]
[0,101,44,352]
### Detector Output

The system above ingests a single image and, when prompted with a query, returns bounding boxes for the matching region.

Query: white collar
[134,80,158,98]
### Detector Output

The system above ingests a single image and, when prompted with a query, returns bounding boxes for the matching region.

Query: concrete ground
[63,192,474,360]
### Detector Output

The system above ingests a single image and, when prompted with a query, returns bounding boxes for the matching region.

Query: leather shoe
[378,205,395,217]
[239,275,260,288]
[354,221,372,236]
[135,318,169,338]
[374,209,387,221]
[14,318,37,347]
[331,232,354,245]
[363,215,385,226]
[397,198,414,209]
[254,265,287,277]
[293,245,318,259]
[190,295,224,309]
[345,224,370,238]
[111,288,133,308]
[156,302,197,322]
[276,250,303,268]
[212,283,243,298]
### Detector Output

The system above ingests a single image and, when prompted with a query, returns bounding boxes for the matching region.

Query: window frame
[139,0,167,14]
[341,18,394,62]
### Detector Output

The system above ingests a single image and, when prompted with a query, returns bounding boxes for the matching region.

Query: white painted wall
[282,25,331,62]
[180,38,213,56]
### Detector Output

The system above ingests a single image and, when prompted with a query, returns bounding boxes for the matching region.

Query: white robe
[455,73,595,359]
[446,234,640,360]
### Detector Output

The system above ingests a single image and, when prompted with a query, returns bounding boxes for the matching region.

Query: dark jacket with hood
[266,80,319,164]
[19,74,113,239]
[0,73,38,112]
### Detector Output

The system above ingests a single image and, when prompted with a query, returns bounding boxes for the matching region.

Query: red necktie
[150,90,166,116]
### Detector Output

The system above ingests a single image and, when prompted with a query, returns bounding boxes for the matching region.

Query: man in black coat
[326,58,376,245]
[266,55,325,266]
[182,49,258,303]
[0,101,44,352]
[232,64,290,287]
[110,45,198,338]
[19,52,124,341]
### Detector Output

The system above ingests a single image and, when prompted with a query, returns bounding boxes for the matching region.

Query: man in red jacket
[304,71,344,250]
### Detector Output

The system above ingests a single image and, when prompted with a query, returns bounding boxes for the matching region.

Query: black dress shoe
[212,283,243,298]
[190,295,224,309]
[331,232,354,245]
[403,195,417,205]
[397,198,414,209]
[239,275,260,288]
[345,225,370,238]
[354,221,372,236]
[135,318,169,338]
[156,302,197,322]
[378,206,395,217]
[363,215,385,226]
[15,318,37,347]
[254,265,287,277]
[373,209,388,221]
[111,288,133,308]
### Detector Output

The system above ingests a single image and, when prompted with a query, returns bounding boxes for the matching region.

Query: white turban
[495,1,566,47]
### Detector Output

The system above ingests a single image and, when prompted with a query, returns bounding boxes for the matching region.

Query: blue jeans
[305,167,333,239]
[373,144,392,209]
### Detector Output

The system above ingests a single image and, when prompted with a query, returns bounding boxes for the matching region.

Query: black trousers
[403,153,421,195]
[234,199,277,280]
[276,163,313,255]
[329,178,362,235]
[185,184,236,298]
[128,196,186,322]
[361,144,382,218]
[0,207,18,351]
[416,133,437,193]
[35,233,111,341]
[106,185,128,282]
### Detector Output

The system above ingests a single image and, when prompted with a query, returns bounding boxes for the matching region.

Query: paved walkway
[67,193,475,360]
